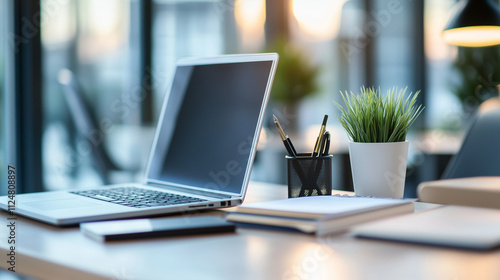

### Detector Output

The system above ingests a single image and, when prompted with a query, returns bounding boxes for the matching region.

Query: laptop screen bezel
[143,53,278,198]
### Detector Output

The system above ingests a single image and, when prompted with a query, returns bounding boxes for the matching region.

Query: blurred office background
[1,0,500,197]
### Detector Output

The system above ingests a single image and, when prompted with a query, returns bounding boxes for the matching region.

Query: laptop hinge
[146,182,234,199]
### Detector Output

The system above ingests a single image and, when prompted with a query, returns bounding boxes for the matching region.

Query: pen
[273,115,297,157]
[317,132,327,158]
[322,131,331,156]
[312,115,328,156]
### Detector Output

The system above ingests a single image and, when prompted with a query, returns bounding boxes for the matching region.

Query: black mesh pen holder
[286,153,333,198]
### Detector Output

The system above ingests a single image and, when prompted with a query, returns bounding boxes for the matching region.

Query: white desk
[2,182,500,280]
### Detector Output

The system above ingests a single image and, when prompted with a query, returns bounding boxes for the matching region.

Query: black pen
[273,115,297,157]
[317,132,327,157]
[312,115,328,156]
[322,131,331,156]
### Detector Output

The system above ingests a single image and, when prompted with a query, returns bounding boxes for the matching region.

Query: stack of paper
[226,196,413,235]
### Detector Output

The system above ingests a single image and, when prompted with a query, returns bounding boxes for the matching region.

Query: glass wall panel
[31,0,484,192]
[424,0,462,130]
[41,0,139,190]
[151,0,244,117]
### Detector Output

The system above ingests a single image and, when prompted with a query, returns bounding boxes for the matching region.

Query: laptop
[0,53,278,226]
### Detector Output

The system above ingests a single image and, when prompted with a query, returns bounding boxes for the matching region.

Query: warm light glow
[234,0,266,51]
[426,251,500,279]
[424,0,456,60]
[41,0,75,44]
[257,128,267,151]
[443,26,500,47]
[88,0,122,36]
[292,0,347,41]
[479,86,500,113]
[77,0,129,61]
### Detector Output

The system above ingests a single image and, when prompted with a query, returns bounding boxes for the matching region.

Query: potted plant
[266,38,319,131]
[336,87,424,198]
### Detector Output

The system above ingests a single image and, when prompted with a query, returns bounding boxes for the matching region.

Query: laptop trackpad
[24,199,100,211]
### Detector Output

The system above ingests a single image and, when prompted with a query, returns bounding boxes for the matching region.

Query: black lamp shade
[443,0,500,47]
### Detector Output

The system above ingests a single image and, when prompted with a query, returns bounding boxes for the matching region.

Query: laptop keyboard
[70,187,206,208]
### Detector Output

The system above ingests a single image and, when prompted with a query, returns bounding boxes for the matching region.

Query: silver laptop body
[0,53,278,225]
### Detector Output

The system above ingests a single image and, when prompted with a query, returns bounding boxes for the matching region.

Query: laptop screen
[146,55,277,196]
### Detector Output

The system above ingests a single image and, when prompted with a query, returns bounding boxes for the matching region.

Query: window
[425,0,463,130]
[41,0,266,190]
[151,0,265,116]
[7,0,499,193]
[41,0,139,190]
[39,0,277,190]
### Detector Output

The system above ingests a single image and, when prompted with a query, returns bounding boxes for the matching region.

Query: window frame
[4,0,44,193]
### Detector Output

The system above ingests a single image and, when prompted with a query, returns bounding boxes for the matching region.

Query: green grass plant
[336,87,424,143]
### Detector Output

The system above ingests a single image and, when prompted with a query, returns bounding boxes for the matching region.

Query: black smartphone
[80,216,235,241]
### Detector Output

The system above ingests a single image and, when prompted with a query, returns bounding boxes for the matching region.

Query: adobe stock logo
[9,0,70,53]
[340,0,405,61]
[204,136,254,191]
[206,161,243,190]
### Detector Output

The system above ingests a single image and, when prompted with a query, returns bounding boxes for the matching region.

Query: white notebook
[352,205,500,250]
[227,195,413,235]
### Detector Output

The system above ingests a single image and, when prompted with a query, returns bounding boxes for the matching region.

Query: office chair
[57,69,120,184]
[441,95,500,179]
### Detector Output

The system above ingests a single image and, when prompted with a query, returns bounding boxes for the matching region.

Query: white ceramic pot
[348,141,409,198]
